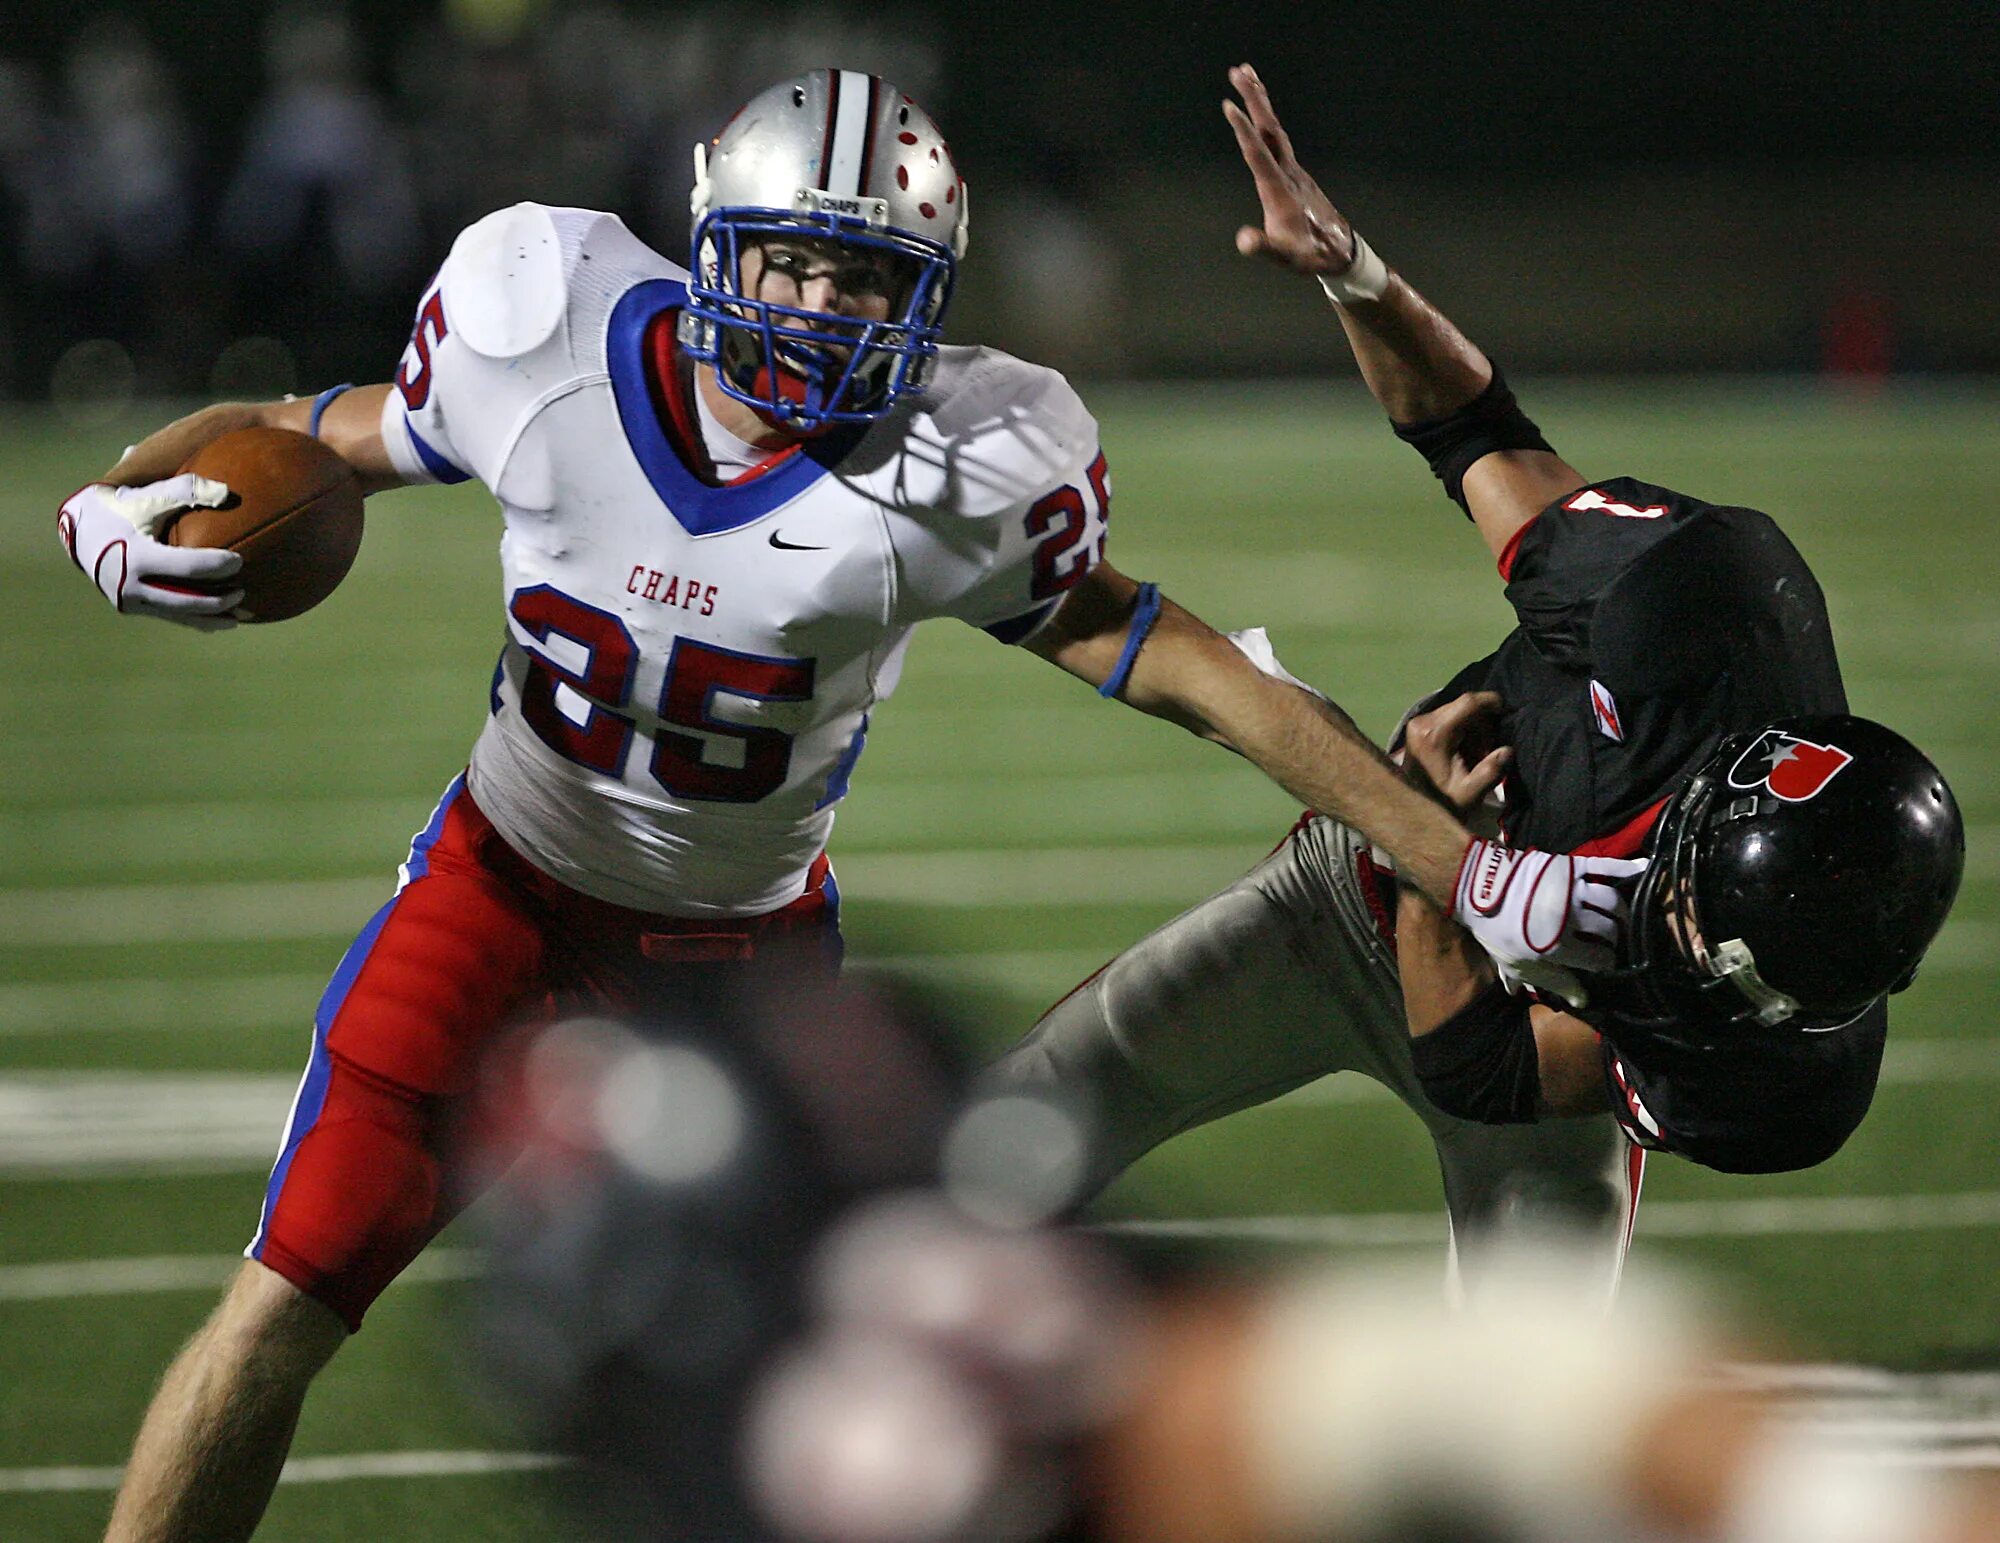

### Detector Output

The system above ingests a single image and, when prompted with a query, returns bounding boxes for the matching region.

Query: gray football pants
[984,816,1639,1288]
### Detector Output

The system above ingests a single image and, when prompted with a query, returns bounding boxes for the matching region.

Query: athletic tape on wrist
[1318,230,1390,305]
[1098,582,1163,699]
[309,383,357,439]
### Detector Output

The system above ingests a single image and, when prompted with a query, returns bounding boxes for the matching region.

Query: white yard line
[0,800,420,873]
[1102,1191,2000,1246]
[0,1451,565,1493]
[1724,1363,2000,1398]
[6,1195,2000,1305]
[0,1361,1994,1493]
[1,862,1993,958]
[0,847,1265,948]
[0,878,391,947]
[11,931,2000,1046]
[0,973,326,1036]
[0,1248,480,1303]
[2,1033,1998,1174]
[0,1440,1991,1494]
[0,1074,301,1170]
[0,950,1117,1037]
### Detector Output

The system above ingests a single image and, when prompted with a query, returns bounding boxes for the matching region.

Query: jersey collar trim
[606,278,865,536]
[1574,796,1669,859]
[1496,513,1540,581]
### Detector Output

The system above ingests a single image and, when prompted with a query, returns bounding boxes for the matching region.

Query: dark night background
[2,0,1996,397]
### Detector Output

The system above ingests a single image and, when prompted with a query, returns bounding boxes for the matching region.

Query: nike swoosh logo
[768,532,827,551]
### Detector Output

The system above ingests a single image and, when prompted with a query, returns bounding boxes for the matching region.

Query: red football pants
[248,773,841,1330]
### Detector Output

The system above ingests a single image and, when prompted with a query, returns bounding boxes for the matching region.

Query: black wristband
[1391,368,1554,515]
[1408,979,1541,1124]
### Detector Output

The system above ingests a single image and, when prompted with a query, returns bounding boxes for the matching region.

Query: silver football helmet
[680,70,969,430]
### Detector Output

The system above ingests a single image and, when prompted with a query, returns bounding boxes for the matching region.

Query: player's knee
[200,1261,348,1384]
[1454,1165,1625,1240]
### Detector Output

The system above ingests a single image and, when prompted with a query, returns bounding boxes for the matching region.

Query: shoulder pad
[440,203,567,359]
[1592,507,1823,694]
[923,347,1095,464]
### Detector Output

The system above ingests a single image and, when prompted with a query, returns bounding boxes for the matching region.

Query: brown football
[168,427,364,623]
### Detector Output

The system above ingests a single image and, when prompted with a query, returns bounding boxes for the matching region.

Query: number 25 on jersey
[507,585,814,805]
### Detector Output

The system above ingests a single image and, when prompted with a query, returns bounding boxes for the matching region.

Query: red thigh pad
[254,1059,457,1331]
[250,774,844,1328]
[251,777,553,1328]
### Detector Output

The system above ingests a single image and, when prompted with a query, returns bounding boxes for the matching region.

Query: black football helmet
[1619,714,1964,1030]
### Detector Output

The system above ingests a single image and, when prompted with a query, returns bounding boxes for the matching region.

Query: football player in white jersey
[59,71,1639,1543]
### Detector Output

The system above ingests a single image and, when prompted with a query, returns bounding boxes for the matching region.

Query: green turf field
[4,380,1997,1538]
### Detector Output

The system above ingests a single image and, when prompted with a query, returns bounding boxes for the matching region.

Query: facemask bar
[1703,939,1802,1026]
[1620,761,1811,1030]
[684,207,957,430]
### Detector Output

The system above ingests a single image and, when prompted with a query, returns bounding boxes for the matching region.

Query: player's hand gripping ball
[168,428,364,622]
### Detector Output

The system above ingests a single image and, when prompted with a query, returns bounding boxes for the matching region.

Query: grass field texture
[3,380,1997,1538]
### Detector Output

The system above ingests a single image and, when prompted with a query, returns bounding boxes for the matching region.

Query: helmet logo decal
[1727,730,1854,803]
[794,188,889,226]
[1588,679,1624,742]
[1564,488,1667,519]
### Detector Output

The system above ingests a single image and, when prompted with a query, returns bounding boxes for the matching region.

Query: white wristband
[1318,229,1390,305]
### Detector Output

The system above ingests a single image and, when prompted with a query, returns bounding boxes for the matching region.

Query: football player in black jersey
[982,65,1963,1268]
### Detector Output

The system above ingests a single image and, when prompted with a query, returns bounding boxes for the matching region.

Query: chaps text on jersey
[627,567,720,616]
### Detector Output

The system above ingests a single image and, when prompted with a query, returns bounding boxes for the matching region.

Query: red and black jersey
[1429,477,1883,1173]
[1485,477,1849,853]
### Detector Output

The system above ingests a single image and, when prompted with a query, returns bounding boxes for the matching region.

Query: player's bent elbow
[1528,1007,1613,1118]
[1409,983,1542,1124]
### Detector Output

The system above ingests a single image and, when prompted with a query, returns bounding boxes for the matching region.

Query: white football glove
[57,476,243,630]
[1453,839,1647,1008]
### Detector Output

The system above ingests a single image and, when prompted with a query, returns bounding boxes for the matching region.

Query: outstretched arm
[1026,567,1640,998]
[1223,63,1587,562]
[100,384,406,495]
[1029,563,1468,902]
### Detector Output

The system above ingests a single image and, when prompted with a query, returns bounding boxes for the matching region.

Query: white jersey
[380,203,1108,916]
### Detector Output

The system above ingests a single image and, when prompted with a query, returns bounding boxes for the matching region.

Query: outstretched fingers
[1223,97,1289,206]
[1227,63,1295,165]
[1221,65,1355,278]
